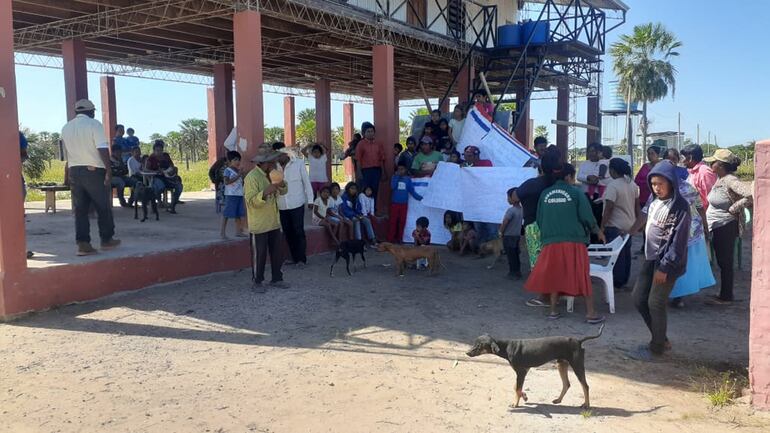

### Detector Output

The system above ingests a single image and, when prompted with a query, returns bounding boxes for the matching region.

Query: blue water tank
[608,80,639,112]
[497,24,522,47]
[521,20,549,45]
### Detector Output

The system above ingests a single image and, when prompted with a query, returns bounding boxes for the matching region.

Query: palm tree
[610,22,681,166]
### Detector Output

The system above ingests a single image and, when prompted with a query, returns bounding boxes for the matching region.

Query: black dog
[330,240,367,276]
[132,182,159,222]
[467,324,604,409]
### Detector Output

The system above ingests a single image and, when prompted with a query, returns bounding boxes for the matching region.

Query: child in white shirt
[302,143,330,198]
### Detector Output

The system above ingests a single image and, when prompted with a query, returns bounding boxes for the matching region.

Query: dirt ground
[1,235,768,433]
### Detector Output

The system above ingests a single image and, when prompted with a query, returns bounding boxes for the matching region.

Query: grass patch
[580,409,594,418]
[690,365,748,408]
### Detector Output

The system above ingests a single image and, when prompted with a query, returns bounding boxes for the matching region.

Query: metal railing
[518,0,608,54]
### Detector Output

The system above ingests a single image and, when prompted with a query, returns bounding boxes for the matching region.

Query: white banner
[402,178,453,245]
[458,108,534,168]
[420,163,537,224]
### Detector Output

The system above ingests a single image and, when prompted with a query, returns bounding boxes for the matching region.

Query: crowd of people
[29,96,754,358]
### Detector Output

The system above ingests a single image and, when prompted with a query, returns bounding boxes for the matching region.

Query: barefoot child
[221,151,247,238]
[329,182,352,241]
[313,186,341,244]
[459,222,477,255]
[443,211,463,251]
[499,187,523,279]
[412,216,431,269]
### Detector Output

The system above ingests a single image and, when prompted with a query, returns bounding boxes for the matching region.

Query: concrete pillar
[207,64,233,165]
[751,138,770,409]
[62,38,88,121]
[342,103,354,181]
[393,89,400,139]
[514,84,531,148]
[0,0,27,297]
[373,45,396,214]
[233,9,264,164]
[100,76,117,144]
[315,79,332,182]
[556,86,569,157]
[458,62,475,106]
[283,96,295,147]
[587,94,602,145]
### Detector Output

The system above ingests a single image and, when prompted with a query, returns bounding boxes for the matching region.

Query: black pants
[604,226,632,287]
[361,167,382,204]
[586,193,603,243]
[69,166,115,244]
[712,220,739,301]
[632,260,676,354]
[503,235,521,275]
[279,205,307,264]
[250,229,283,284]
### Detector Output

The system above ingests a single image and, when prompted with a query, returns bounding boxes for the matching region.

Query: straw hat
[74,99,96,112]
[251,143,282,164]
[704,148,741,166]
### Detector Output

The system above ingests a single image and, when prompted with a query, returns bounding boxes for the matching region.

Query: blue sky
[14,0,769,147]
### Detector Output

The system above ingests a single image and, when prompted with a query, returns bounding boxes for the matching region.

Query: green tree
[408,107,430,123]
[179,118,208,168]
[399,119,411,143]
[21,130,56,181]
[296,108,316,145]
[611,22,681,165]
[264,126,284,143]
[534,125,549,140]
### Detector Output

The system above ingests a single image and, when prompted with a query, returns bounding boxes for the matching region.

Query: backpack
[209,157,228,184]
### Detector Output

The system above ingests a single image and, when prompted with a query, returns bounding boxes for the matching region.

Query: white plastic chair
[565,234,630,314]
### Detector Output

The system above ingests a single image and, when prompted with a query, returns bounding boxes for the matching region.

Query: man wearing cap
[681,144,717,210]
[273,143,314,267]
[244,144,289,292]
[61,99,120,256]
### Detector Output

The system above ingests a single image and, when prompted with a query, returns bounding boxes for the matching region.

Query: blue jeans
[354,217,376,241]
[152,177,183,203]
[360,167,382,203]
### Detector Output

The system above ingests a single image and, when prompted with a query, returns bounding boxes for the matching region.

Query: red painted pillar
[342,103,354,181]
[283,96,295,147]
[233,9,264,165]
[0,0,27,310]
[514,84,531,148]
[556,86,569,157]
[587,94,601,145]
[439,97,450,114]
[207,64,233,165]
[100,76,117,144]
[62,38,88,121]
[458,62,475,106]
[373,45,396,214]
[315,79,332,181]
[751,138,770,409]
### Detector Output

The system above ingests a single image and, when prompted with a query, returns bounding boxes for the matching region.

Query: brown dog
[377,242,442,276]
[477,238,503,269]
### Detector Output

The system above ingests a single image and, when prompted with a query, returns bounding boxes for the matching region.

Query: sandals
[586,316,605,325]
[546,313,561,320]
[526,298,549,308]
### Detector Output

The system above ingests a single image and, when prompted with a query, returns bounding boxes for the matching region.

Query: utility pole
[707,131,711,154]
[697,124,700,145]
[677,112,681,150]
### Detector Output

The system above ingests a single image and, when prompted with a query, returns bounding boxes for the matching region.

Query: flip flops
[546,313,561,320]
[526,298,548,307]
[586,316,605,325]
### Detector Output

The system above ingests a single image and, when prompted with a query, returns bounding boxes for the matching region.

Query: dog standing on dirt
[377,242,442,276]
[477,238,504,269]
[132,182,159,222]
[466,324,605,409]
[330,239,367,276]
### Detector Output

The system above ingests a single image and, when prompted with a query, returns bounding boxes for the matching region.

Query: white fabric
[308,154,328,182]
[457,108,533,168]
[61,114,109,168]
[402,178,452,245]
[277,157,313,210]
[224,127,238,151]
[359,194,375,216]
[577,160,611,193]
[127,156,142,176]
[419,163,537,224]
[223,167,244,196]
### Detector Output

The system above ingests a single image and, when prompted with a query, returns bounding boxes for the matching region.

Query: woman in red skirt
[524,163,606,323]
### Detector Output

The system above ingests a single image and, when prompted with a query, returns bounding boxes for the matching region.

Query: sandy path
[1,238,767,432]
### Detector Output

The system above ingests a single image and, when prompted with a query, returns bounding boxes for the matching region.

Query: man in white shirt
[61,99,120,256]
[275,144,314,266]
[577,142,611,240]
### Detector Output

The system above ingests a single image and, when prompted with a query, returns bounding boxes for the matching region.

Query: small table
[36,185,70,214]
